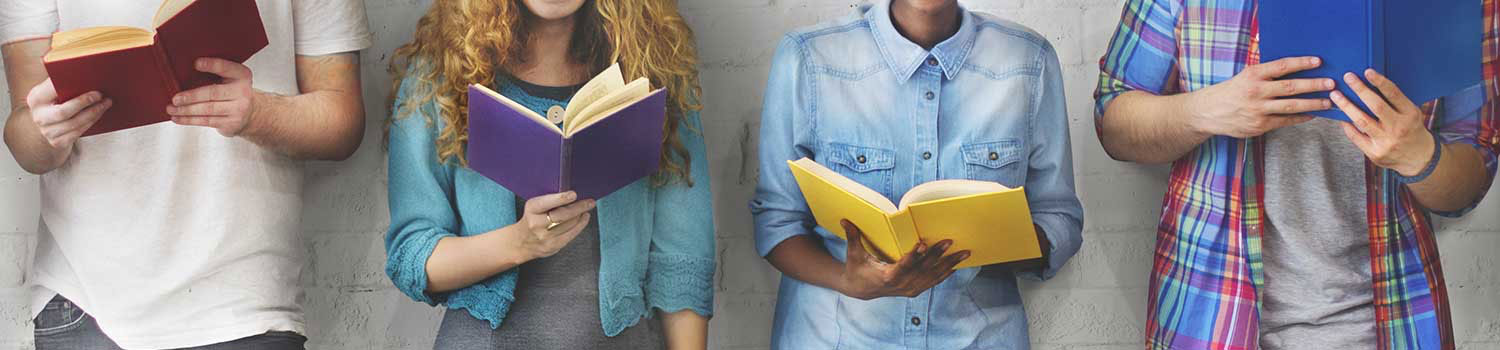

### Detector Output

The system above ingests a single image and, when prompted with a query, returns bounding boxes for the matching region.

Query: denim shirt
[749,2,1083,349]
[384,71,716,336]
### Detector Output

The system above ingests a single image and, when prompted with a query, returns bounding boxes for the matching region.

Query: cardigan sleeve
[383,73,460,306]
[643,110,718,317]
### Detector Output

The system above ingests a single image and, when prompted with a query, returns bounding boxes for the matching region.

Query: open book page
[46,27,154,61]
[564,77,653,135]
[790,158,899,213]
[153,0,196,27]
[471,84,561,134]
[897,180,1010,209]
[563,63,625,125]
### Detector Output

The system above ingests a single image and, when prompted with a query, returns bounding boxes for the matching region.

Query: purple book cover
[466,86,665,200]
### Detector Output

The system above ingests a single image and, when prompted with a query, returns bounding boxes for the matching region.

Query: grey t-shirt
[1259,118,1377,349]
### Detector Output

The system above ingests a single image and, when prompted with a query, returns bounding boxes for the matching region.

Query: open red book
[41,0,268,136]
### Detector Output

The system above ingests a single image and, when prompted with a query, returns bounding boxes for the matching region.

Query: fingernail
[1344,72,1357,82]
[1324,79,1335,89]
[1309,57,1320,65]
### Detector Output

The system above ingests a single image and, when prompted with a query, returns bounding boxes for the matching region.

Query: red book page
[44,44,177,136]
[153,0,268,91]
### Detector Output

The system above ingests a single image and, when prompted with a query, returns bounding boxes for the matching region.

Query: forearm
[3,106,64,173]
[243,88,364,160]
[659,309,708,350]
[423,225,527,293]
[765,235,850,294]
[1098,91,1213,164]
[1407,143,1489,213]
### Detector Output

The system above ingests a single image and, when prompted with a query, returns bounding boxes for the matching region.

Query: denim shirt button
[856,155,867,164]
[924,91,935,100]
[926,57,938,66]
[988,152,999,160]
[922,151,932,160]
[911,316,922,326]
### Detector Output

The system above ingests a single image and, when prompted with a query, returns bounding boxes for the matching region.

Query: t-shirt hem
[108,316,304,350]
[0,15,58,44]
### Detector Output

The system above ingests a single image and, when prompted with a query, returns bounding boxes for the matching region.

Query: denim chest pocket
[822,143,897,199]
[962,140,1024,187]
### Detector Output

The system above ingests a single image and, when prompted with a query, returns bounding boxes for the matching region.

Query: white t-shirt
[0,1,371,348]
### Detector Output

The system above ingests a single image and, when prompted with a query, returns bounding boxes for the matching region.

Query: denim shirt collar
[868,0,978,83]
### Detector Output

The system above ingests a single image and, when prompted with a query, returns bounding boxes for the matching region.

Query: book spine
[560,138,573,192]
[1371,0,1385,73]
[151,34,182,94]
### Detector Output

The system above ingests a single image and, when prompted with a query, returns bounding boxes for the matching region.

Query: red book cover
[41,0,268,136]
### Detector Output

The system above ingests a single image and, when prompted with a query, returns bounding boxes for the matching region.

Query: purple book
[466,84,665,200]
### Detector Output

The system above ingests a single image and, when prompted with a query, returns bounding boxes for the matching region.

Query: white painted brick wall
[1,0,1497,349]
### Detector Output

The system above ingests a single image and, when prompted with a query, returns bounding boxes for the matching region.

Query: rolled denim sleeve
[645,110,717,317]
[750,36,819,257]
[1093,0,1182,132]
[1022,44,1085,280]
[383,74,458,305]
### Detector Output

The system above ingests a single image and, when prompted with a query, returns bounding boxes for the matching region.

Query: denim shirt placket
[902,53,944,349]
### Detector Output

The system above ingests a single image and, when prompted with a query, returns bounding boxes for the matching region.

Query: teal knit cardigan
[384,71,716,335]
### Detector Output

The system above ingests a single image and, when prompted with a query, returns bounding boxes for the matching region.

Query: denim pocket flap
[825,143,896,173]
[961,140,1022,169]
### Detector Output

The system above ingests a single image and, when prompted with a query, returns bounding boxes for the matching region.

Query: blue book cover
[1259,0,1480,122]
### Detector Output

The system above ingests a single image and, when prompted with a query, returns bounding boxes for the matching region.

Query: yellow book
[787,158,1041,269]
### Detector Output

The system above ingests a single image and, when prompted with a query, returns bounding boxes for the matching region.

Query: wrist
[492,224,534,267]
[1176,90,1212,138]
[1395,131,1443,182]
[241,91,274,139]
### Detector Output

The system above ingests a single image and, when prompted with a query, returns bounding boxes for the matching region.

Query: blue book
[1259,0,1480,122]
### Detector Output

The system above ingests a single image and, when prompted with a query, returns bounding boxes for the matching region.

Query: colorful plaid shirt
[1094,1,1500,349]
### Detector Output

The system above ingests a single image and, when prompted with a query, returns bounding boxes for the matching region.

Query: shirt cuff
[1022,212,1082,280]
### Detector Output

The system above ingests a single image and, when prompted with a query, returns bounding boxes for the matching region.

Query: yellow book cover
[787,158,1041,269]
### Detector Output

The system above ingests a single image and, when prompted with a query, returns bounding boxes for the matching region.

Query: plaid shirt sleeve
[1427,0,1500,217]
[1093,0,1182,121]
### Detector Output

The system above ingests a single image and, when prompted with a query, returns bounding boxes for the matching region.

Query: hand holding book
[1331,69,1439,178]
[24,79,112,157]
[164,58,257,136]
[510,191,596,263]
[837,219,969,300]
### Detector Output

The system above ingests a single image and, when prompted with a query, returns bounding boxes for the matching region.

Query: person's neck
[513,15,590,87]
[889,1,961,50]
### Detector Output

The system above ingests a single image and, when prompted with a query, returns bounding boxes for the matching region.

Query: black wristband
[1396,132,1443,184]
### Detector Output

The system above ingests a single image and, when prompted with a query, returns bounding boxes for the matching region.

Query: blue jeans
[33,295,306,350]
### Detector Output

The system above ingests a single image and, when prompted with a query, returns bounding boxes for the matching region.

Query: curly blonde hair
[388,0,703,184]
